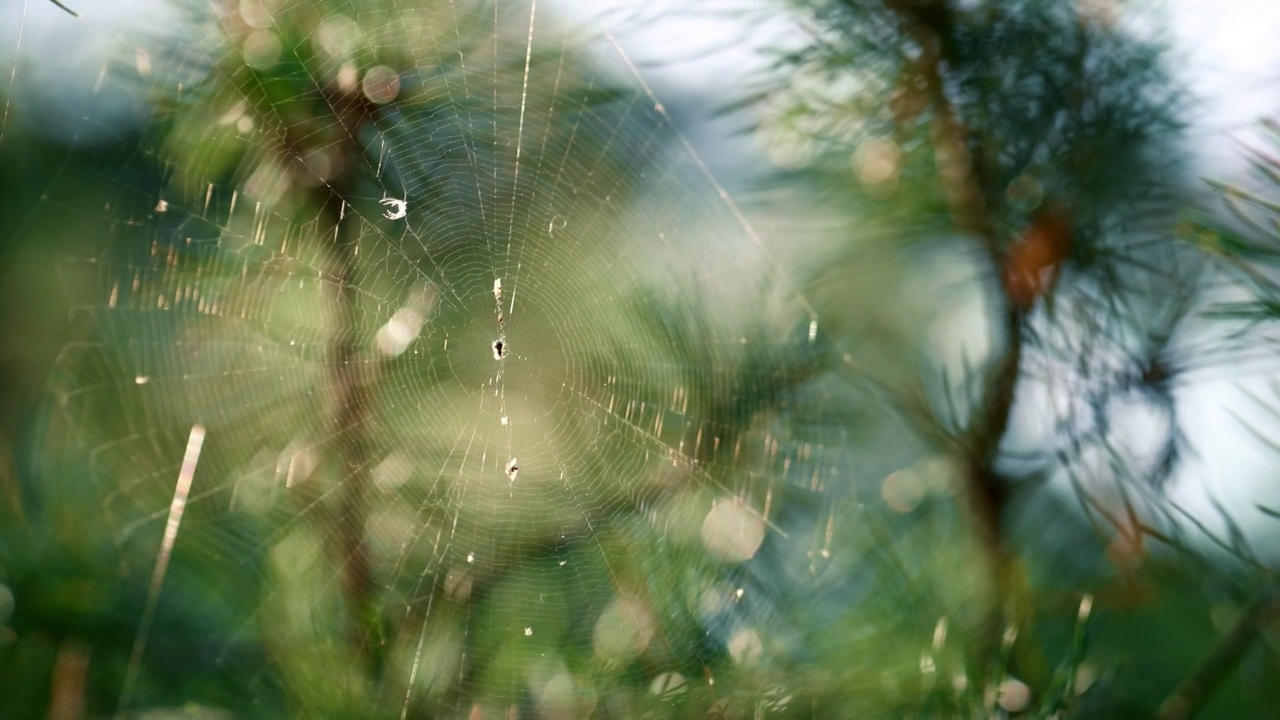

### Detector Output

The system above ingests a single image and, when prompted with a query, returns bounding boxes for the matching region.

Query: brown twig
[306,84,386,665]
[329,192,376,659]
[883,0,1024,675]
[45,0,80,18]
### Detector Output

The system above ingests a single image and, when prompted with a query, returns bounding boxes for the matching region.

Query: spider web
[2,0,914,717]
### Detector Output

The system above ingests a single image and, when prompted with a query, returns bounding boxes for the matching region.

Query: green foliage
[2,1,1280,719]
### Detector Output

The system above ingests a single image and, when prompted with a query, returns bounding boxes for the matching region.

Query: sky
[5,0,1278,174]
[569,0,1280,546]
[570,0,1280,177]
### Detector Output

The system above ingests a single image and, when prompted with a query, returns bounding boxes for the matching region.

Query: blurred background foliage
[2,0,1280,718]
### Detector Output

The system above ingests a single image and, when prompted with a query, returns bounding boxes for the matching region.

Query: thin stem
[326,189,377,664]
[1157,586,1280,720]
[45,0,80,18]
[883,0,1023,677]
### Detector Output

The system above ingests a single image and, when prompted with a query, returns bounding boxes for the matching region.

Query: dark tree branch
[326,188,377,663]
[301,84,386,668]
[883,0,1022,650]
[45,0,80,18]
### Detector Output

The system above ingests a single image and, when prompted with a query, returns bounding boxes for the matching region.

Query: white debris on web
[379,196,407,220]
[505,458,519,482]
[493,277,506,325]
[524,627,533,636]
[500,416,509,425]
[153,199,168,213]
[808,315,818,343]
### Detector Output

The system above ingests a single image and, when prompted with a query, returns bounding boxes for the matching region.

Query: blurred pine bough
[744,1,1280,717]
[0,0,1278,719]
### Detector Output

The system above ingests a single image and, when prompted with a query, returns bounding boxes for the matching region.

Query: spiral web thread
[6,0,879,716]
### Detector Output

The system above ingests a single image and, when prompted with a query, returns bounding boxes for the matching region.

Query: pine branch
[326,187,378,664]
[45,0,80,18]
[881,0,1023,677]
